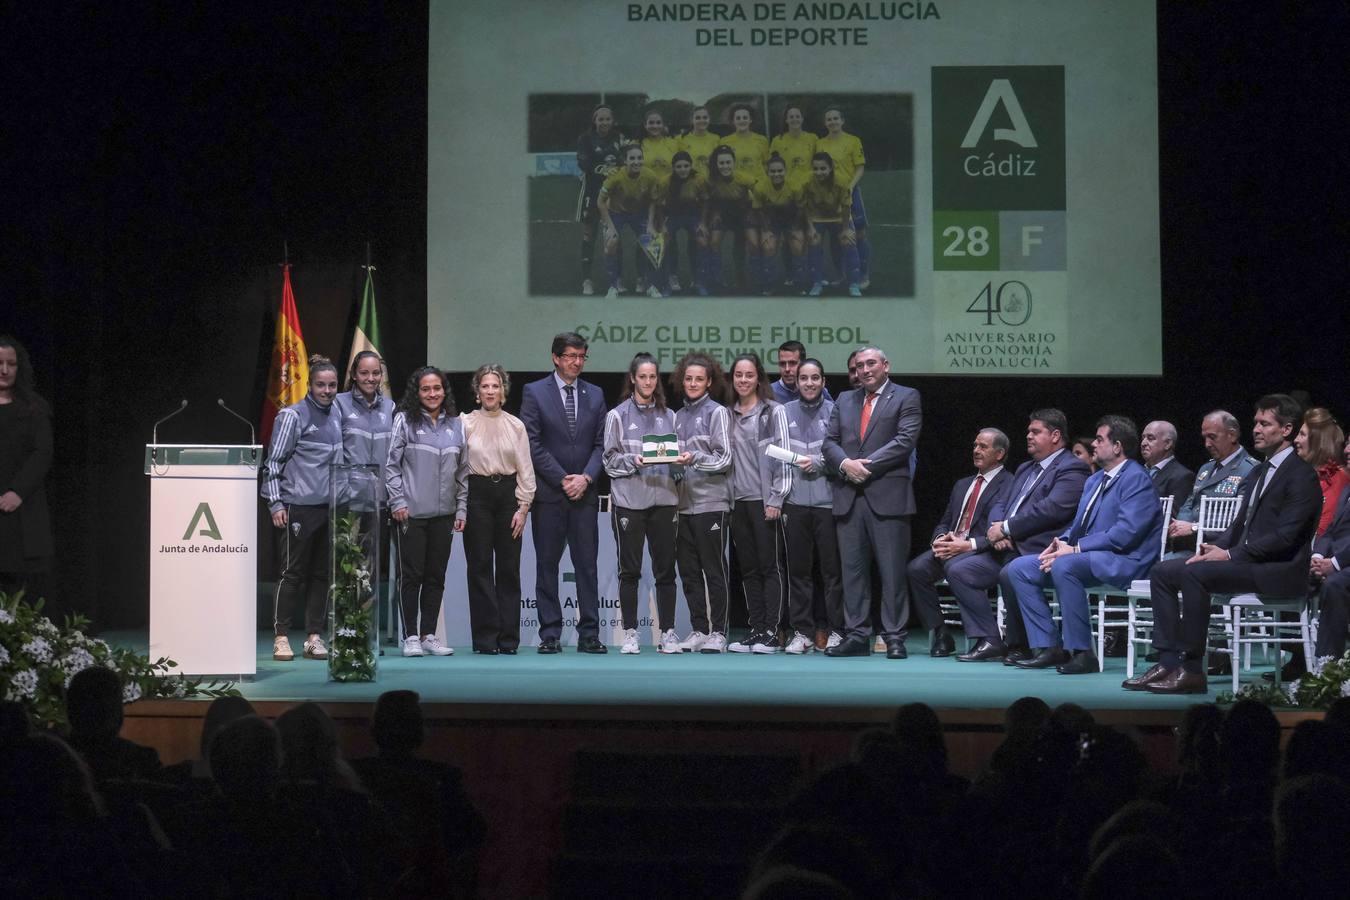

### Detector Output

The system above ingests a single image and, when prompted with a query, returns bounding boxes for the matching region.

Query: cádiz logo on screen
[931,66,1065,213]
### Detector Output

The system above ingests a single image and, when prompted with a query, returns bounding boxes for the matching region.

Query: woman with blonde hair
[460,364,536,654]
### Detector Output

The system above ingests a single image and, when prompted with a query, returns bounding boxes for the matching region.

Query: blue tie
[564,384,577,437]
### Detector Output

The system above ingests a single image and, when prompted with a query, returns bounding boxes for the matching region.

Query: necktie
[956,476,984,537]
[1150,466,1162,483]
[1243,462,1269,528]
[564,384,577,437]
[1082,476,1108,529]
[859,392,877,441]
[1008,464,1044,518]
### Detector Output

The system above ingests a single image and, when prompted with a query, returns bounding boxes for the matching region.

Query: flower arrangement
[0,590,239,729]
[328,512,378,682]
[1218,650,1350,710]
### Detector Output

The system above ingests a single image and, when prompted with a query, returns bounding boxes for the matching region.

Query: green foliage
[328,513,378,683]
[0,589,239,729]
[1217,651,1350,710]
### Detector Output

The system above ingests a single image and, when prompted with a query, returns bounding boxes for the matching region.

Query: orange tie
[859,392,877,440]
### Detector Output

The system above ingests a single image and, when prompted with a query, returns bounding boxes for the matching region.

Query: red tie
[956,476,984,536]
[859,392,877,440]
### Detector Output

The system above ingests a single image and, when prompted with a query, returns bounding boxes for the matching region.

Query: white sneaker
[873,636,887,653]
[678,631,709,652]
[827,631,843,650]
[700,631,728,653]
[303,636,328,659]
[785,632,814,655]
[272,635,294,661]
[728,632,756,653]
[420,635,454,656]
[605,286,619,299]
[402,635,424,657]
[669,275,681,292]
[752,633,782,654]
[621,628,640,654]
[859,277,871,290]
[659,629,682,654]
[646,284,663,299]
[582,278,595,296]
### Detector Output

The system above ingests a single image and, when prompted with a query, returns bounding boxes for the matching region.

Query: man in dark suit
[1312,442,1350,659]
[1141,420,1194,513]
[1127,394,1322,694]
[520,332,608,653]
[1005,416,1165,674]
[906,428,1013,657]
[822,346,921,658]
[952,409,1091,662]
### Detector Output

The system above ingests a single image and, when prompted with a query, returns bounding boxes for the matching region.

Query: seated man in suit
[1128,394,1322,694]
[1005,416,1166,673]
[950,409,1091,662]
[1168,410,1259,549]
[1312,442,1350,660]
[906,428,1013,657]
[1141,420,1194,513]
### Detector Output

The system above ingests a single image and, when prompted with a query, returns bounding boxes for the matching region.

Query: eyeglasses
[559,353,588,362]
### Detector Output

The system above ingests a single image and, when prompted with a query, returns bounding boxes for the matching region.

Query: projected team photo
[527,93,914,300]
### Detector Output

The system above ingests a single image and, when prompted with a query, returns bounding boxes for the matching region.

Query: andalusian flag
[346,266,390,396]
[642,432,679,461]
[260,264,309,446]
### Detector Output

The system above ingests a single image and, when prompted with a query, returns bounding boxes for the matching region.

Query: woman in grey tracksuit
[385,366,468,657]
[726,353,791,654]
[781,358,843,653]
[261,355,344,661]
[670,352,734,653]
[603,353,681,654]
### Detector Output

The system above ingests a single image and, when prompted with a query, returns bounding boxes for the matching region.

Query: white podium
[146,444,261,677]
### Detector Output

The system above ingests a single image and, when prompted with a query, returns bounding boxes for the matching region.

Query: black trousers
[731,499,785,635]
[1151,556,1287,672]
[274,503,330,636]
[612,504,678,631]
[464,475,523,652]
[677,509,730,635]
[783,503,843,635]
[1316,568,1350,657]
[394,514,454,638]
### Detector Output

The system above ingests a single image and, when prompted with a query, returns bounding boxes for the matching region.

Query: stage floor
[107,630,1275,715]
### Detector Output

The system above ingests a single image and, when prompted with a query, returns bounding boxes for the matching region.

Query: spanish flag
[260,264,309,446]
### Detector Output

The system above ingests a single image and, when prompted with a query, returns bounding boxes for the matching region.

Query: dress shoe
[1121,662,1173,691]
[1002,646,1033,666]
[1013,647,1070,669]
[825,635,871,657]
[473,647,499,655]
[498,648,517,655]
[1056,650,1100,675]
[930,630,956,658]
[886,639,909,659]
[1207,656,1232,677]
[537,638,561,654]
[1261,660,1307,682]
[578,636,609,654]
[1145,668,1208,694]
[956,638,1006,662]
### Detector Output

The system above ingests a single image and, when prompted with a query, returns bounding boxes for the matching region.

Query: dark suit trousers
[939,550,1006,640]
[463,475,523,652]
[1315,567,1350,658]
[837,495,911,640]
[905,549,950,633]
[531,497,600,640]
[1151,556,1269,670]
[784,503,842,635]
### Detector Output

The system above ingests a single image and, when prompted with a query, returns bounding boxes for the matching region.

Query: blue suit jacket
[822,380,922,517]
[988,449,1090,555]
[520,375,606,504]
[1063,459,1166,586]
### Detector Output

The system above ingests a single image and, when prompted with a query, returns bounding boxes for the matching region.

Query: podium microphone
[151,399,189,460]
[217,398,257,447]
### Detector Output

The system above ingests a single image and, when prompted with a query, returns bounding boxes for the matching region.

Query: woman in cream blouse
[460,364,536,654]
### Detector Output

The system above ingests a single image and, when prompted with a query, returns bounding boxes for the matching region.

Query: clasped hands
[839,457,872,484]
[561,473,590,501]
[931,532,971,561]
[1037,537,1076,572]
[1186,543,1231,564]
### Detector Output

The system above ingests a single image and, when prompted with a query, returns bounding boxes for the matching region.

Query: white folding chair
[1123,494,1241,676]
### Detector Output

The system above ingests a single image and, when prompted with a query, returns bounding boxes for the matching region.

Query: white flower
[0,645,9,666]
[0,607,14,624]
[1284,680,1301,704]
[34,618,58,638]
[21,637,53,664]
[122,681,142,704]
[336,627,357,638]
[8,668,38,700]
[1312,655,1334,677]
[62,646,96,675]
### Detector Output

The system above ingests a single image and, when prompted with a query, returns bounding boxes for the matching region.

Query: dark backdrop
[4,2,1345,628]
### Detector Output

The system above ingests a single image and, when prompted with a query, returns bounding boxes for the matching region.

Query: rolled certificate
[765,444,804,465]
